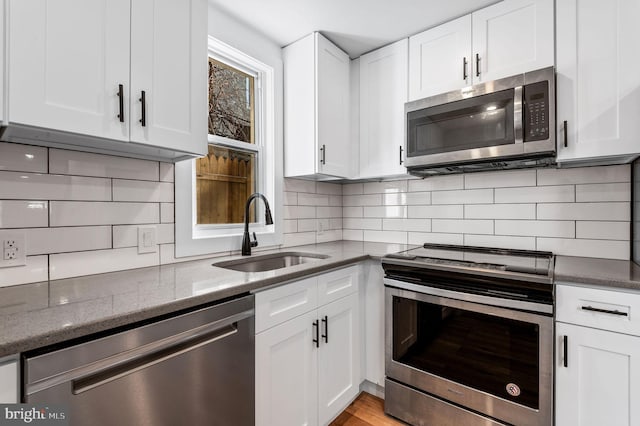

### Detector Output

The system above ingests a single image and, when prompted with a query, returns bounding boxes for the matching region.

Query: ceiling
[209,0,501,58]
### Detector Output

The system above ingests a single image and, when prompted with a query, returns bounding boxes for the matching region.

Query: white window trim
[175,36,281,257]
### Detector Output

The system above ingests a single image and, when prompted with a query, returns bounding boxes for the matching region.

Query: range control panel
[523,81,549,142]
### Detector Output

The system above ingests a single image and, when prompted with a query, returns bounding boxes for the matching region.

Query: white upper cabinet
[359,38,408,178]
[408,0,553,101]
[129,0,207,154]
[409,15,472,101]
[6,0,207,160]
[9,0,131,141]
[472,0,554,83]
[284,32,350,179]
[556,0,640,163]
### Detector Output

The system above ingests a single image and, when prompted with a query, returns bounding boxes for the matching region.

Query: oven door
[385,281,553,426]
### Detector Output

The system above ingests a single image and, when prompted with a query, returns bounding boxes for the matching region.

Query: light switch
[138,226,157,254]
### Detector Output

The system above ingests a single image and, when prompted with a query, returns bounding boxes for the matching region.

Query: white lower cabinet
[0,358,18,403]
[255,266,360,426]
[556,284,640,426]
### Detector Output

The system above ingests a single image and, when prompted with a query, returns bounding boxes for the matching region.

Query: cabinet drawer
[255,277,318,333]
[318,265,360,306]
[557,284,640,336]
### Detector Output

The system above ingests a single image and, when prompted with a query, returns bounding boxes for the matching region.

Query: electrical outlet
[0,231,26,268]
[138,226,157,254]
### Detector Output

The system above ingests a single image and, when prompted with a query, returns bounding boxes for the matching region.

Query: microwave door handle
[514,86,524,144]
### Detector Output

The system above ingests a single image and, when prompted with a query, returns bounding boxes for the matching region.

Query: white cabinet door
[408,15,472,101]
[317,293,360,425]
[0,0,4,124]
[359,39,408,178]
[9,0,130,141]
[472,0,554,83]
[556,0,640,163]
[556,322,640,426]
[129,0,207,156]
[0,359,18,403]
[317,34,350,178]
[256,310,319,426]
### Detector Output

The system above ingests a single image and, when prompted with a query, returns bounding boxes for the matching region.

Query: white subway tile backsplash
[465,204,536,219]
[50,247,159,280]
[406,192,431,205]
[343,194,382,206]
[364,180,408,194]
[432,219,493,235]
[112,180,173,202]
[317,206,342,218]
[343,207,363,218]
[0,171,111,201]
[383,218,431,232]
[342,229,363,241]
[383,193,407,206]
[537,202,629,221]
[298,193,329,206]
[159,163,174,182]
[575,183,631,202]
[282,232,316,247]
[409,232,463,245]
[464,234,536,250]
[344,218,382,230]
[343,183,363,195]
[495,220,575,238]
[317,229,343,243]
[0,201,48,228]
[329,195,342,206]
[113,224,174,248]
[297,219,318,232]
[363,230,407,244]
[49,149,159,181]
[464,170,536,189]
[432,189,493,205]
[408,175,464,192]
[50,202,159,226]
[284,192,298,205]
[364,206,408,218]
[537,238,629,260]
[284,179,316,193]
[576,221,630,241]
[0,143,48,173]
[159,244,229,265]
[409,205,464,219]
[329,218,343,230]
[160,203,174,223]
[0,255,48,287]
[283,219,298,233]
[283,206,316,219]
[537,165,629,185]
[316,182,342,195]
[26,226,112,255]
[495,186,574,203]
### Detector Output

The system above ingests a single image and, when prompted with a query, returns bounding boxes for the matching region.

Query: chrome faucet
[242,193,274,256]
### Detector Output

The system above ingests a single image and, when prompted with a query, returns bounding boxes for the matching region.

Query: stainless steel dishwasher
[24,294,254,426]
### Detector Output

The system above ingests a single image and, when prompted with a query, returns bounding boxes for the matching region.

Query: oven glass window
[392,295,539,409]
[407,89,515,157]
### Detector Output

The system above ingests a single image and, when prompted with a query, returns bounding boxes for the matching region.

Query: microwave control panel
[523,81,549,142]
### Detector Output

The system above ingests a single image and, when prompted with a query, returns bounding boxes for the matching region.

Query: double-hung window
[175,37,278,256]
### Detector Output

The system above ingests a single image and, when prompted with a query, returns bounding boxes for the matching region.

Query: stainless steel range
[382,244,554,426]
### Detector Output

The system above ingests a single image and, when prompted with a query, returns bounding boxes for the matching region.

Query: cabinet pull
[475,53,480,77]
[563,120,568,148]
[581,305,628,316]
[139,90,146,127]
[563,335,568,368]
[321,315,328,343]
[399,146,404,165]
[117,84,124,123]
[320,144,326,165]
[462,57,468,80]
[312,320,319,348]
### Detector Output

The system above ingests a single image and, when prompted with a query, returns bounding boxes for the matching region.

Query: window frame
[175,36,280,257]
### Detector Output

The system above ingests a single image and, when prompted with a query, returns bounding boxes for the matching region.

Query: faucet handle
[250,232,258,248]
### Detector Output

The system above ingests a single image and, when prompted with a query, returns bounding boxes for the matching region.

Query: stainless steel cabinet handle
[399,146,404,165]
[563,335,568,368]
[475,53,480,77]
[312,320,319,347]
[463,57,468,80]
[117,84,124,122]
[321,315,328,344]
[320,145,326,165]
[581,305,628,316]
[563,120,568,148]
[139,90,146,127]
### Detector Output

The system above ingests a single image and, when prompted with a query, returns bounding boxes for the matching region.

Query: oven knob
[506,383,521,397]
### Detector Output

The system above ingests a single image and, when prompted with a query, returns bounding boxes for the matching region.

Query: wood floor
[330,392,405,426]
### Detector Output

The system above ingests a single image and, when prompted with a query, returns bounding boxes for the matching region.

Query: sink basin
[213,252,329,273]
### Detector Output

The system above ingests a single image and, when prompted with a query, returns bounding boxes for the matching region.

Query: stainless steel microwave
[404,67,555,175]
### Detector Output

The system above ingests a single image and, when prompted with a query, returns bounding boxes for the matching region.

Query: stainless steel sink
[213,252,329,273]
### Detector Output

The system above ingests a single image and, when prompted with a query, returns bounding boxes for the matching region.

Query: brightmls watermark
[0,405,68,426]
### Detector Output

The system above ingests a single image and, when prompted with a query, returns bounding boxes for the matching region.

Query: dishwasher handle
[66,309,252,395]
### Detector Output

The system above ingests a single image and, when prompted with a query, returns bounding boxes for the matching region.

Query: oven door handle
[514,85,523,144]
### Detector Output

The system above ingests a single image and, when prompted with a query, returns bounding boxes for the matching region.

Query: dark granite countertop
[0,241,413,357]
[554,255,640,291]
